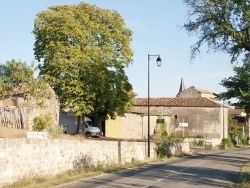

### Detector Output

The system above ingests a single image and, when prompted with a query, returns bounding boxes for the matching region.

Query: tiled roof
[135,97,222,107]
[229,108,246,116]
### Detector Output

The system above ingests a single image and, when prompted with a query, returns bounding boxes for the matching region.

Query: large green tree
[183,0,250,62]
[219,56,250,113]
[33,2,134,132]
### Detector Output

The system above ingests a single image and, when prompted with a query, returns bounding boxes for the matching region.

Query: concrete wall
[0,138,189,186]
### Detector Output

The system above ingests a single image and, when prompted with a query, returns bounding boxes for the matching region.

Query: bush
[191,139,205,147]
[155,142,171,158]
[46,124,65,138]
[194,135,204,138]
[221,138,234,149]
[241,138,249,145]
[33,114,53,131]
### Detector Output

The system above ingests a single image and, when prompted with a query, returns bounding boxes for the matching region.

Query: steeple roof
[176,78,185,97]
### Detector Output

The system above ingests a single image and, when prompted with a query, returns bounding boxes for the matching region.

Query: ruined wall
[0,87,59,131]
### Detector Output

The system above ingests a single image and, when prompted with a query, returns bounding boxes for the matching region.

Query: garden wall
[0,138,189,186]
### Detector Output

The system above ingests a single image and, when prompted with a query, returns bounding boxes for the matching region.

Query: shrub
[241,138,249,145]
[191,139,205,147]
[221,138,234,149]
[164,134,184,143]
[155,142,171,158]
[194,135,204,138]
[46,124,65,138]
[33,114,53,131]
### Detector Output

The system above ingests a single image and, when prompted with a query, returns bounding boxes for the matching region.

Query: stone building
[106,80,229,146]
[0,86,59,130]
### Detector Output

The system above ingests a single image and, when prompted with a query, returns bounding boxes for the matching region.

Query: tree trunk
[77,115,85,135]
[93,113,106,132]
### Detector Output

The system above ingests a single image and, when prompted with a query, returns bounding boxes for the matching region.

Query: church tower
[176,78,185,97]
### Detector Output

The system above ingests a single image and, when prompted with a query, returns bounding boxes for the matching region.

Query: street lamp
[148,54,162,157]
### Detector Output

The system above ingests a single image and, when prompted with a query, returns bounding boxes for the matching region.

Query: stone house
[177,85,217,100]
[0,86,59,131]
[106,83,229,146]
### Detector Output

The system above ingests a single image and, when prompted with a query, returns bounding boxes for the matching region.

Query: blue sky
[0,1,237,98]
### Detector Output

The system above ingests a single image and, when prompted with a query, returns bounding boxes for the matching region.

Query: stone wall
[0,138,189,186]
[121,113,152,139]
[130,106,227,145]
[0,87,60,131]
[106,113,168,139]
[18,88,59,130]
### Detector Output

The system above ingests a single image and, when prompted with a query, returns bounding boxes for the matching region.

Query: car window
[86,120,93,127]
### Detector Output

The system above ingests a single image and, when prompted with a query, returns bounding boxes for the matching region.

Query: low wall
[0,138,189,186]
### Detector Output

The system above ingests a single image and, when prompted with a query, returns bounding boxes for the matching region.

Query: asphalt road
[56,147,250,188]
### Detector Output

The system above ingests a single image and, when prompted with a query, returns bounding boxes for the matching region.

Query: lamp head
[156,55,162,67]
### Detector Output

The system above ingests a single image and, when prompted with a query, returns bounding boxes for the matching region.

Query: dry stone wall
[0,138,189,186]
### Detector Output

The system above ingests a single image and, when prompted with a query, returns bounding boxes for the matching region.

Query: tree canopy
[219,56,250,113]
[183,0,250,62]
[0,60,34,98]
[33,2,134,128]
[0,59,52,102]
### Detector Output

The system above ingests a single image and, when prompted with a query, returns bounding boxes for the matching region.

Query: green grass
[237,161,250,188]
[2,159,159,188]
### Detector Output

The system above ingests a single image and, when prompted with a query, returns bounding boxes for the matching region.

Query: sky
[0,1,238,98]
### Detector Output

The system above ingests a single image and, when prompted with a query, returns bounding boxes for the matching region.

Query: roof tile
[135,97,222,107]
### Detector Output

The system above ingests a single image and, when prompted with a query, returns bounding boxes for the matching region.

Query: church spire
[179,78,185,93]
[176,78,185,97]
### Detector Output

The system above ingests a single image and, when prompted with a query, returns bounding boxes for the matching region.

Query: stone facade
[0,87,59,131]
[0,138,189,186]
[178,86,216,99]
[106,97,228,146]
[106,113,166,139]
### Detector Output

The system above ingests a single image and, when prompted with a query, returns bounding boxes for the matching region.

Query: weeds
[190,139,205,147]
[237,161,250,188]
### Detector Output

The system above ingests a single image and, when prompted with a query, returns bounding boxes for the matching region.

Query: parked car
[59,113,102,137]
[84,117,102,137]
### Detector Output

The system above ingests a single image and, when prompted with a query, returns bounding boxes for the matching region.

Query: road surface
[56,147,250,188]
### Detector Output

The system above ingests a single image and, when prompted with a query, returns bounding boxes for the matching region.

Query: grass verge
[2,159,160,188]
[237,161,250,188]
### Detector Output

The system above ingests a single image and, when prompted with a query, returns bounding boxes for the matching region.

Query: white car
[84,117,102,137]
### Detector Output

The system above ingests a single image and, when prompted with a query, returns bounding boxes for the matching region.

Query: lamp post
[148,54,162,157]
[223,100,224,139]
